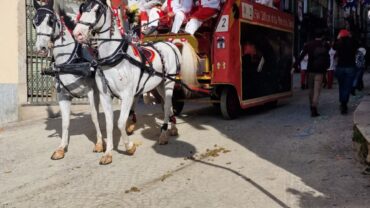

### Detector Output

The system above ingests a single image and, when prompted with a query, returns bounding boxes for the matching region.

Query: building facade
[0,0,82,126]
[0,0,27,126]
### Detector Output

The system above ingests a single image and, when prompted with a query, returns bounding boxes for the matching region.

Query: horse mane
[58,8,76,31]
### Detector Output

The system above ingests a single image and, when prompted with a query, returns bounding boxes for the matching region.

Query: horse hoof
[99,154,112,165]
[158,140,168,145]
[93,142,105,153]
[51,149,65,160]
[126,144,137,156]
[169,126,178,136]
[158,132,169,145]
[126,122,136,135]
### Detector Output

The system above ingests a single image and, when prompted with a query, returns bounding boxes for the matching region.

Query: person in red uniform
[142,1,164,35]
[163,0,193,33]
[184,0,221,35]
[110,0,129,34]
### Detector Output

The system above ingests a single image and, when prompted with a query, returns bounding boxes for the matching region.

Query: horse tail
[173,40,199,87]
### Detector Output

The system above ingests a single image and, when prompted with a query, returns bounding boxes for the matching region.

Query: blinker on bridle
[77,0,109,34]
[33,7,58,38]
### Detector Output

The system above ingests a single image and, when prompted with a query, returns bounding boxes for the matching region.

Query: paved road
[1,74,370,208]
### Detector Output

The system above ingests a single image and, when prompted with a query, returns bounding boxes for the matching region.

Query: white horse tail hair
[173,40,199,87]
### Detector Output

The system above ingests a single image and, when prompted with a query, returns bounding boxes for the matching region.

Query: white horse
[73,0,199,165]
[33,0,104,160]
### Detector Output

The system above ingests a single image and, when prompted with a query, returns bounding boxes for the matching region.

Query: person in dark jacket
[333,29,358,114]
[297,30,330,117]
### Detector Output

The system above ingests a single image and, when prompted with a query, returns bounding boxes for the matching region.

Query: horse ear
[47,0,54,9]
[33,0,40,10]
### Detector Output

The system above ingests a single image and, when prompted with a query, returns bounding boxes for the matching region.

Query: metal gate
[26,0,87,104]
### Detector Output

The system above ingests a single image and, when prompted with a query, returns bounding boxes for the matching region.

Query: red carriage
[140,0,295,119]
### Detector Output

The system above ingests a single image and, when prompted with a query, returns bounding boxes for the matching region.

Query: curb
[353,96,370,167]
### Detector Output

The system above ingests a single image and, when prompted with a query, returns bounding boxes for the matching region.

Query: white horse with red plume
[73,0,199,165]
[33,0,105,160]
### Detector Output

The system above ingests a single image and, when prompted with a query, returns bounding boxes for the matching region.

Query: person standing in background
[352,44,366,95]
[296,29,330,117]
[327,42,336,89]
[299,51,308,89]
[333,29,358,115]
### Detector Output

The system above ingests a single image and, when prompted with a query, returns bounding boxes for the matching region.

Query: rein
[78,1,199,98]
[40,17,92,98]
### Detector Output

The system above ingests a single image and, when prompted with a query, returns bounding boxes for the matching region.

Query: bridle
[77,0,110,35]
[34,7,80,65]
[33,7,61,40]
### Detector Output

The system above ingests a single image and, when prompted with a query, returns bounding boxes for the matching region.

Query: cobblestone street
[1,74,370,208]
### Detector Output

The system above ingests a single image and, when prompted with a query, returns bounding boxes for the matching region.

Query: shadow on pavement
[170,73,370,208]
[43,74,370,207]
[44,104,197,159]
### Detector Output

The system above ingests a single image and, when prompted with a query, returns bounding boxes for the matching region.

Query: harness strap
[160,42,181,72]
[52,42,74,49]
[142,42,164,73]
[134,43,163,96]
[98,69,121,99]
[131,44,150,95]
[95,38,202,97]
[55,72,85,99]
[135,43,166,96]
[97,39,128,65]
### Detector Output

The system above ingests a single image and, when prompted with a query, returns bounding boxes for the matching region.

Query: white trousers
[185,19,202,35]
[171,11,186,33]
[148,8,160,27]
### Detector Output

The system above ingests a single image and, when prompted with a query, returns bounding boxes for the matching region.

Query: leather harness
[95,38,181,99]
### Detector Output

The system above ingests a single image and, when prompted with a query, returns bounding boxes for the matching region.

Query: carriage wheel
[220,87,241,120]
[210,95,220,110]
[172,88,185,116]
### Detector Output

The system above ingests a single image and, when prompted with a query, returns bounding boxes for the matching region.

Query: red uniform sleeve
[168,0,173,13]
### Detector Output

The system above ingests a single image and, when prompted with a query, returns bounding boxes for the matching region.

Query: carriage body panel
[142,0,294,118]
[212,0,294,110]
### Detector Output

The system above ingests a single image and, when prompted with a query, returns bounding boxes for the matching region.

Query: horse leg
[51,98,71,160]
[87,89,104,153]
[118,95,137,155]
[158,81,176,144]
[99,93,114,165]
[126,97,137,135]
[169,113,178,136]
[157,84,178,138]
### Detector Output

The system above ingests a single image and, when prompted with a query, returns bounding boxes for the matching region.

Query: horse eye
[48,18,54,27]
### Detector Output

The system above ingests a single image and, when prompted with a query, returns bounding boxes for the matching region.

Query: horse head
[33,0,58,56]
[73,0,109,43]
